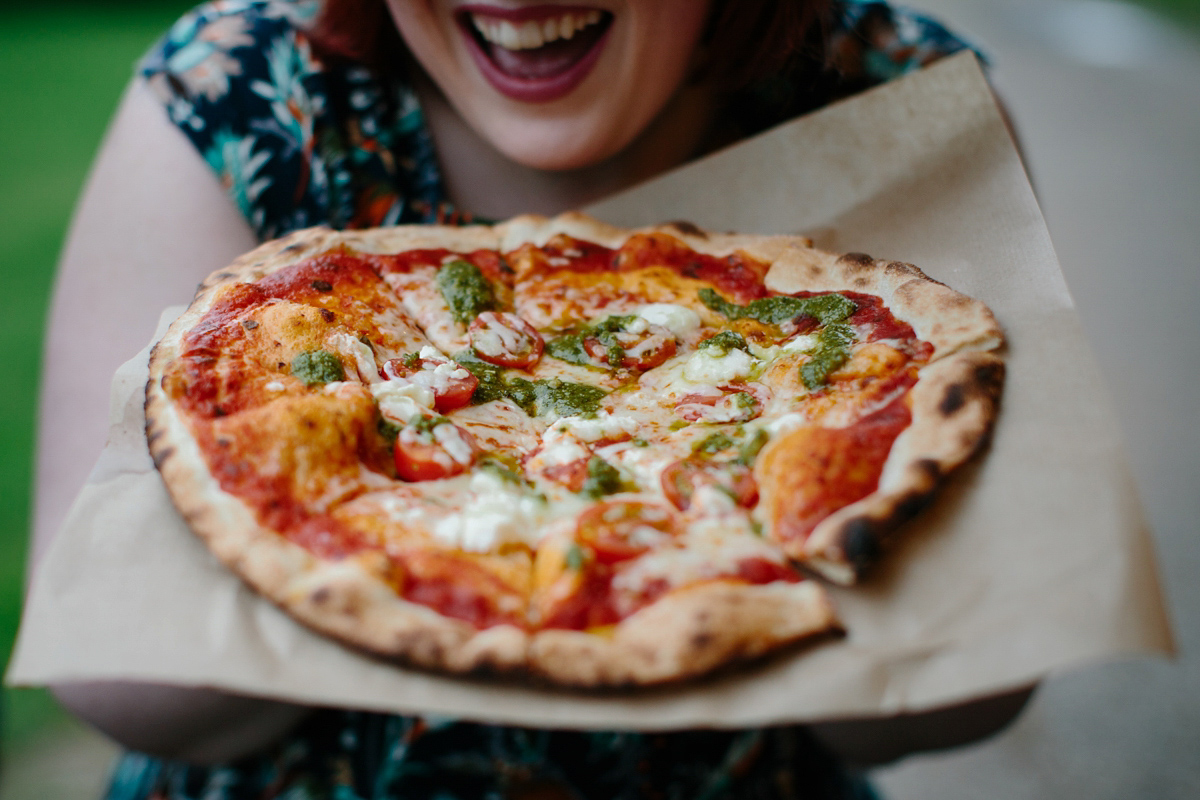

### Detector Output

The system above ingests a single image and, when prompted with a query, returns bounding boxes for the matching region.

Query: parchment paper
[7,53,1174,729]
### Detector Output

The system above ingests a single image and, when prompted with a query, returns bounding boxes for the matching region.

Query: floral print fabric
[121,2,979,797]
[138,0,978,241]
[106,711,882,800]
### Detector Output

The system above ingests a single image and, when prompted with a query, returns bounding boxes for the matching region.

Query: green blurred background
[0,0,1198,757]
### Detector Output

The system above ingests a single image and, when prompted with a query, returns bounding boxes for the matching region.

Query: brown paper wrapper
[7,53,1173,729]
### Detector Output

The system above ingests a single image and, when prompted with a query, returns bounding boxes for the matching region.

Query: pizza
[145,213,1004,686]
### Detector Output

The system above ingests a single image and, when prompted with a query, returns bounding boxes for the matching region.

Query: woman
[35,1,1030,797]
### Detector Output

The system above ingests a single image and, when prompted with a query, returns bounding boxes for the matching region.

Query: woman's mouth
[457,5,613,103]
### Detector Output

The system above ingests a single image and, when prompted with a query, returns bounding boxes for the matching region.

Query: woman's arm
[810,684,1036,767]
[34,79,311,763]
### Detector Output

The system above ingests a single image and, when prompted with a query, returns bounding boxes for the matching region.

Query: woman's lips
[457,5,612,103]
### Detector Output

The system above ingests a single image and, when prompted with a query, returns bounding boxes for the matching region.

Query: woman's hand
[810,683,1036,767]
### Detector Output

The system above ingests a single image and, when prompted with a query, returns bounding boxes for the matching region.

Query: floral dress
[112,2,980,798]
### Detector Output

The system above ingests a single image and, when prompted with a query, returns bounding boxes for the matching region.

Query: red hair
[310,0,834,91]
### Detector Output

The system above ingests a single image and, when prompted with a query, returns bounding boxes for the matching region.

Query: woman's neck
[414,73,719,220]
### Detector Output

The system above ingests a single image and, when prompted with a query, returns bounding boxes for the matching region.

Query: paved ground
[872,1,1200,797]
[6,1,1198,797]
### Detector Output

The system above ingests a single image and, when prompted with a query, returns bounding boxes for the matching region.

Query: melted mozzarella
[430,471,550,551]
[409,360,473,395]
[326,332,380,384]
[611,520,781,597]
[749,333,819,360]
[529,426,590,469]
[681,347,759,383]
[549,412,639,443]
[370,379,434,424]
[433,423,475,465]
[637,303,702,339]
[471,314,527,356]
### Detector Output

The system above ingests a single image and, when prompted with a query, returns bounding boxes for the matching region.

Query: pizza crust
[529,581,839,687]
[800,350,1006,583]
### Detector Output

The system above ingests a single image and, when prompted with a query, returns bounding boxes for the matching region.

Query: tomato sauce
[519,233,771,304]
[399,550,527,630]
[364,247,513,285]
[776,393,914,544]
[540,568,621,630]
[735,558,803,585]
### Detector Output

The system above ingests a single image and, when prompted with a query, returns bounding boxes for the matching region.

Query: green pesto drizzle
[545,315,639,369]
[377,417,401,445]
[734,429,770,466]
[697,331,750,355]
[581,456,623,499]
[409,414,451,434]
[698,288,859,389]
[477,455,530,487]
[436,259,496,325]
[290,350,345,386]
[693,432,736,454]
[799,322,855,389]
[698,288,856,326]
[454,350,606,417]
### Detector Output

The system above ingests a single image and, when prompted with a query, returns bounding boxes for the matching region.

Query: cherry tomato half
[660,457,758,511]
[574,500,678,565]
[394,421,478,482]
[382,355,479,412]
[582,323,677,371]
[676,385,764,423]
[469,311,544,369]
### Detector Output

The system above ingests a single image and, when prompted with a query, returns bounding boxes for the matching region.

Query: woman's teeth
[471,10,604,51]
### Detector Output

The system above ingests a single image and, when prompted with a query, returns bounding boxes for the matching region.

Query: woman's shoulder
[135,0,434,238]
[138,0,332,138]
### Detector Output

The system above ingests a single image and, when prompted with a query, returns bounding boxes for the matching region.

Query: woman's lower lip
[457,15,611,103]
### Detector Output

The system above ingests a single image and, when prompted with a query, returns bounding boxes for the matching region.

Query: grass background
[0,0,196,750]
[1,0,1198,754]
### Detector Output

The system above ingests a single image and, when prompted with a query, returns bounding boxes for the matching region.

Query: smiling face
[385,1,713,171]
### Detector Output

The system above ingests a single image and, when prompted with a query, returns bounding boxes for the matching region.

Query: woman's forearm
[52,682,313,763]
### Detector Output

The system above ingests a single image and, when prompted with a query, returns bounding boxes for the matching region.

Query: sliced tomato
[381,355,478,412]
[574,500,678,565]
[676,385,764,423]
[735,557,802,585]
[582,323,677,370]
[661,457,758,511]
[540,456,591,491]
[469,311,544,369]
[394,421,478,482]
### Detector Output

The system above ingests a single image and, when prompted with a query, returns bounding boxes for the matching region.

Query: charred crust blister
[663,220,708,239]
[939,383,967,416]
[975,361,1006,399]
[837,252,874,268]
[151,446,175,469]
[841,519,882,570]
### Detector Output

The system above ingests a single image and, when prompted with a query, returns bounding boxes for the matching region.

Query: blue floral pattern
[122,2,980,797]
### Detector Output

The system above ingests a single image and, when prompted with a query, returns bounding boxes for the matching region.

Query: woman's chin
[481,120,628,173]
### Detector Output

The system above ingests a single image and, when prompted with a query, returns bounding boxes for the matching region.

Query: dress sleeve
[827,1,987,87]
[137,0,331,240]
